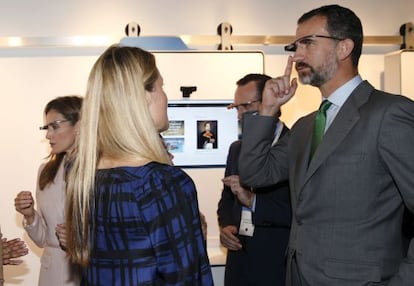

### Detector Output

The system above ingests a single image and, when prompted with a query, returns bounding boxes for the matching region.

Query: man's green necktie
[310,100,332,156]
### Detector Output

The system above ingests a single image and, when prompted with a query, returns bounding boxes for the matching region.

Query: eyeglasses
[39,120,70,131]
[284,34,345,52]
[227,99,260,110]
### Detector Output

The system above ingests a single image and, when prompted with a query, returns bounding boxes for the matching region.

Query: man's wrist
[23,213,36,226]
[248,194,256,210]
[259,105,281,117]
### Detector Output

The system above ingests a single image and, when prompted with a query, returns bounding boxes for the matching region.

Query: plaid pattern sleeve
[82,162,213,286]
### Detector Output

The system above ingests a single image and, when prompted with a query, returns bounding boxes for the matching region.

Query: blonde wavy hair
[66,44,170,265]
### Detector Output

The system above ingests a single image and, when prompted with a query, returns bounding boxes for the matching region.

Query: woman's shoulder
[145,162,195,187]
[99,162,191,183]
[145,162,190,179]
[37,161,48,172]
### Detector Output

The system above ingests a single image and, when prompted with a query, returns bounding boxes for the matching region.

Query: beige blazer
[24,161,80,286]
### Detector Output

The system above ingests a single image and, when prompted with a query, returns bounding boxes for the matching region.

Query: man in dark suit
[239,5,414,286]
[217,74,291,286]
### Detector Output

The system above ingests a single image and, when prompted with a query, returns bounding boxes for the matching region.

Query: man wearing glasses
[217,73,291,286]
[239,5,414,286]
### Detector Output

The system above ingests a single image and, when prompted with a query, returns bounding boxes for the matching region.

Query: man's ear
[337,38,354,61]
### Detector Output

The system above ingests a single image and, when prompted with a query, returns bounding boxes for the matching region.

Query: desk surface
[208,248,226,267]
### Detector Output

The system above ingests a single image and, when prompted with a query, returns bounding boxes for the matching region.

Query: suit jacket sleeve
[251,125,291,228]
[252,182,291,228]
[380,96,414,285]
[239,113,289,188]
[222,127,291,228]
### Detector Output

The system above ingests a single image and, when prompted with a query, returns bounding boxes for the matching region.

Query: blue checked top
[81,162,213,286]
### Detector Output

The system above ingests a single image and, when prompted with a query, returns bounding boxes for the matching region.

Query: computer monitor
[162,100,238,167]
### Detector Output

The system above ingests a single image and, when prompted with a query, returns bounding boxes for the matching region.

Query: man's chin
[298,73,312,85]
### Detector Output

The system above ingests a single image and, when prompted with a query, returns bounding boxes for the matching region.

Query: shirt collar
[322,75,363,108]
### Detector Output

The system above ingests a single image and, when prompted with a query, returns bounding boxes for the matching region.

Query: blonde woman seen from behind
[66,45,213,286]
[14,96,82,286]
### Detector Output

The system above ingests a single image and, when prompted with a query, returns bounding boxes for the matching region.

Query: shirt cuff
[22,212,39,229]
[251,194,257,212]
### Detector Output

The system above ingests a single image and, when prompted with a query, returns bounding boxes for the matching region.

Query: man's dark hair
[236,73,271,101]
[298,4,363,66]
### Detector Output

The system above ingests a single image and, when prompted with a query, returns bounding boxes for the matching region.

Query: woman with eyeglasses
[14,96,82,286]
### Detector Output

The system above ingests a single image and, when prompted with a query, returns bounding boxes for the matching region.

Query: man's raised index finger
[284,56,294,77]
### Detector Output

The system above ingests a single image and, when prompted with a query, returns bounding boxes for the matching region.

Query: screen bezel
[162,100,238,168]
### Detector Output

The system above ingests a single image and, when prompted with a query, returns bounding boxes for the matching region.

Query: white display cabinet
[384,50,414,100]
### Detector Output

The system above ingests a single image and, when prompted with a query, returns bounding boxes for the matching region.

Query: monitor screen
[161,100,239,167]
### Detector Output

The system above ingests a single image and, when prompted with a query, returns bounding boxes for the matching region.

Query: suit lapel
[298,81,374,192]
